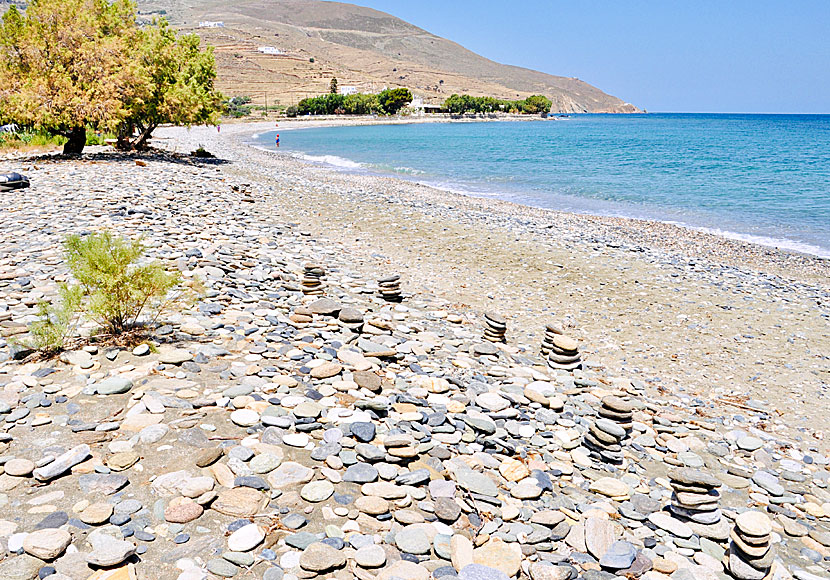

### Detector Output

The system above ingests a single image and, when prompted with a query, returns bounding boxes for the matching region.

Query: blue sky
[350,0,830,113]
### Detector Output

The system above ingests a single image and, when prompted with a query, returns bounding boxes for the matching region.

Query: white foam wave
[301,154,363,169]
[691,226,830,259]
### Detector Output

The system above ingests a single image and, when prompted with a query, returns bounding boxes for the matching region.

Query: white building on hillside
[198,21,224,28]
[339,86,358,96]
[257,46,282,55]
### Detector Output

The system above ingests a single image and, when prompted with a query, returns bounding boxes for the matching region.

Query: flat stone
[649,512,694,538]
[165,497,204,523]
[33,445,90,481]
[737,436,764,451]
[4,458,35,477]
[227,523,264,552]
[299,542,346,572]
[310,362,342,379]
[735,511,772,537]
[599,541,637,569]
[590,477,630,498]
[343,463,378,483]
[472,538,521,577]
[195,448,223,467]
[23,528,71,560]
[395,526,431,554]
[459,563,510,580]
[669,468,722,488]
[0,554,43,580]
[80,502,114,525]
[97,377,133,395]
[230,409,259,427]
[85,529,136,567]
[377,560,430,580]
[159,348,193,365]
[300,480,334,502]
[212,487,264,518]
[354,544,386,568]
[207,559,239,578]
[585,517,615,560]
[267,462,314,489]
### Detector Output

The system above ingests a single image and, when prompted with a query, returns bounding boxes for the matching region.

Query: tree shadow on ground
[16,146,231,167]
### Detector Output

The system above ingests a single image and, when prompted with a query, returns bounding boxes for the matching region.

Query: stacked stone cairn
[582,396,633,464]
[540,322,564,356]
[726,511,774,580]
[301,263,325,295]
[668,468,729,541]
[482,312,507,342]
[545,334,582,371]
[377,274,402,302]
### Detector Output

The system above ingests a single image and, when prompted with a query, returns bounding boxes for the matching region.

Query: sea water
[253,114,830,258]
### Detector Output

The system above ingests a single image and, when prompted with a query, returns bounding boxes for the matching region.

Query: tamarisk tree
[0,0,221,154]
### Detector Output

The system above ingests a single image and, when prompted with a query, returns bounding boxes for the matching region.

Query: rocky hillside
[136,0,639,113]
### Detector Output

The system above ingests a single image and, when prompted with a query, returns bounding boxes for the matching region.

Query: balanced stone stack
[540,322,564,356]
[668,468,728,540]
[545,334,582,371]
[301,263,325,295]
[583,396,633,464]
[726,511,774,580]
[482,312,507,342]
[378,274,402,302]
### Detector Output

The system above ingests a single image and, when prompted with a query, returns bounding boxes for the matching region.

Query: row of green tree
[0,0,222,154]
[288,88,413,117]
[443,94,552,115]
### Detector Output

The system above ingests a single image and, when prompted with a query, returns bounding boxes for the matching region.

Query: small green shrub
[23,284,83,353]
[64,232,184,335]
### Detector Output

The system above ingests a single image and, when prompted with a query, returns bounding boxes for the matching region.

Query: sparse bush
[191,146,214,158]
[285,105,299,118]
[23,284,83,353]
[64,232,186,335]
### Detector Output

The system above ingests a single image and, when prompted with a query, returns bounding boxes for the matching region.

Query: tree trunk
[62,126,86,155]
[132,124,156,150]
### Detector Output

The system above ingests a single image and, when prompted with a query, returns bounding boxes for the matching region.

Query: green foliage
[0,0,222,154]
[520,94,552,114]
[119,19,222,149]
[378,88,412,115]
[294,88,409,117]
[224,95,253,118]
[443,93,552,115]
[0,128,67,149]
[24,284,83,353]
[64,232,184,334]
[343,93,381,115]
[296,93,346,115]
[330,77,338,94]
[86,130,116,146]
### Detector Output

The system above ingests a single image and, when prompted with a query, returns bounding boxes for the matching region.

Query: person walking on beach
[217,125,221,133]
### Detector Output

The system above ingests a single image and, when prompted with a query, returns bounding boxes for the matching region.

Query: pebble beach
[0,119,828,580]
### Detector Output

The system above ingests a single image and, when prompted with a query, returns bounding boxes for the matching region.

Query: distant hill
[137,0,640,114]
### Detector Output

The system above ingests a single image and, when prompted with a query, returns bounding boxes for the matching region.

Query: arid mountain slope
[137,0,639,113]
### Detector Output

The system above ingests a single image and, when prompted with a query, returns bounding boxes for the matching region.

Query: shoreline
[236,117,830,263]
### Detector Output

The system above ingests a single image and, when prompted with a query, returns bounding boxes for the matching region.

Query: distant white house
[339,86,358,96]
[198,21,224,28]
[257,46,282,55]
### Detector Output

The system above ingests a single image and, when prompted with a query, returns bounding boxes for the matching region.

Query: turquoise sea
[252,114,830,258]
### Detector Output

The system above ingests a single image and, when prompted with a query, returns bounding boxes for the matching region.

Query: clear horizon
[350,0,830,115]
